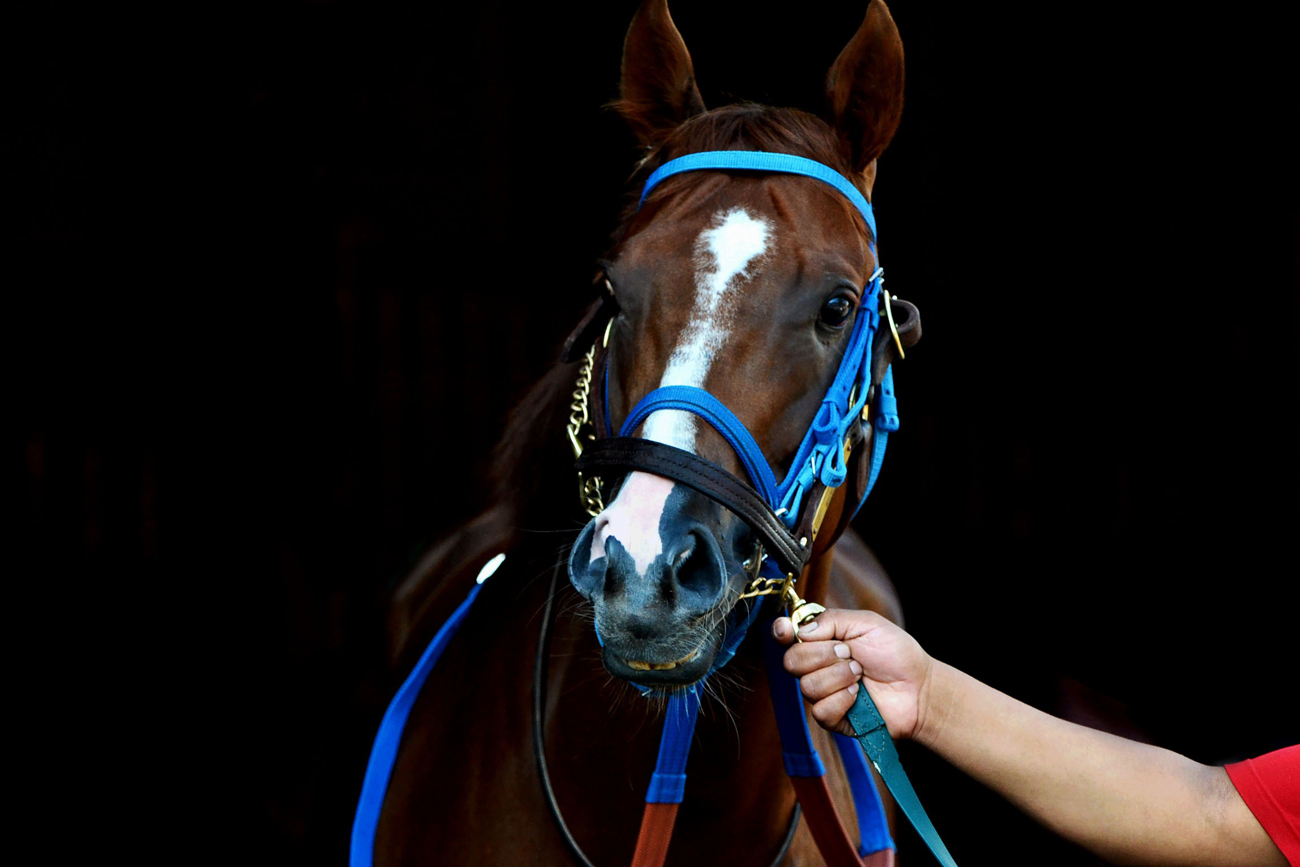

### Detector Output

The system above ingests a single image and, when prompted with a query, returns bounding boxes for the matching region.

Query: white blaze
[642,208,773,450]
[590,472,676,574]
[593,208,772,573]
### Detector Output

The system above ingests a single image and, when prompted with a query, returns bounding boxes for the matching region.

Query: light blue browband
[640,151,878,249]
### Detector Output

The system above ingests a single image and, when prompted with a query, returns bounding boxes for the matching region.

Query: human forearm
[916,662,1283,866]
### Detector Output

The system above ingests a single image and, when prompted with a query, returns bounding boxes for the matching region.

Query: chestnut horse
[356,1,920,863]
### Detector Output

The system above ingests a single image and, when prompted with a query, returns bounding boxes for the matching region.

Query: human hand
[773,609,933,741]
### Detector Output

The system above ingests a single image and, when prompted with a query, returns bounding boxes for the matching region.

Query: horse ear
[617,0,707,147]
[824,0,905,184]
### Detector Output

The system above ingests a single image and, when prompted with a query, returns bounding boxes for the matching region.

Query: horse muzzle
[568,473,750,686]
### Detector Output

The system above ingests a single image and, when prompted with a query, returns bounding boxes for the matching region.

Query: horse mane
[610,103,864,244]
[488,360,577,523]
[387,363,576,668]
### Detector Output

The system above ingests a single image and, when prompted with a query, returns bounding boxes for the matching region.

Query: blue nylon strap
[350,582,484,867]
[621,386,780,506]
[847,689,959,867]
[761,611,827,778]
[711,597,764,673]
[641,151,877,249]
[646,688,703,803]
[776,276,882,520]
[833,733,895,857]
[851,366,898,522]
[761,600,895,856]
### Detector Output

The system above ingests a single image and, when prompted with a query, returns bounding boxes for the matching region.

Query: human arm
[774,610,1287,867]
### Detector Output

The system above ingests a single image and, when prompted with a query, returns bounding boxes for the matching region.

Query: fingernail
[847,682,859,696]
[801,621,818,634]
[849,660,863,676]
[834,643,850,659]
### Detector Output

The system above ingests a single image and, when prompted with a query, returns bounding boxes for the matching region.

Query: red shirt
[1226,745,1300,865]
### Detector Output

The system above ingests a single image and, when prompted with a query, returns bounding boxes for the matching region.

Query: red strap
[791,776,895,867]
[630,803,679,867]
[629,780,893,867]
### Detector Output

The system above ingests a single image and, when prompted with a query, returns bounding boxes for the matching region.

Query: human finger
[782,637,853,678]
[772,616,796,645]
[782,608,892,645]
[809,685,860,737]
[797,657,863,704]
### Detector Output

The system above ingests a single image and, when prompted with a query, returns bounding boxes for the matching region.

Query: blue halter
[624,150,897,527]
[350,151,923,867]
[613,150,908,861]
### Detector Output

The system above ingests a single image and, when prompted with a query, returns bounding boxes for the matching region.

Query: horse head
[569,0,911,688]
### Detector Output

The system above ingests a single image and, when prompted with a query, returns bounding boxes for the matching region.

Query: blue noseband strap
[621,387,781,507]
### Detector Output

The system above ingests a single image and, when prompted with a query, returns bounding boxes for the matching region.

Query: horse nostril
[672,530,722,604]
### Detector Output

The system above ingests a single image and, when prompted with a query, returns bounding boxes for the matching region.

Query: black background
[13,1,1298,864]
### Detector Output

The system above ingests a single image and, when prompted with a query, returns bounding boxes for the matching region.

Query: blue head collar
[624,150,895,530]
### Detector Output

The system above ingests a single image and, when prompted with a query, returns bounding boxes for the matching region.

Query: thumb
[781,607,886,644]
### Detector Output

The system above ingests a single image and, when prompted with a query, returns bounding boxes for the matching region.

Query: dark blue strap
[851,366,898,522]
[350,582,484,867]
[762,610,827,778]
[761,602,895,856]
[833,733,895,857]
[646,688,703,803]
[621,386,780,506]
[641,151,877,250]
[847,689,959,867]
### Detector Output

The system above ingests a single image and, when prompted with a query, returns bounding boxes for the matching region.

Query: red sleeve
[1226,745,1300,866]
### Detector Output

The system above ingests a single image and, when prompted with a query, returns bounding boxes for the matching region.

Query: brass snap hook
[782,575,827,642]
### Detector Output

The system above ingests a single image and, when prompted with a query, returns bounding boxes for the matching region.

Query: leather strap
[575,437,811,575]
[847,691,959,867]
[790,776,894,867]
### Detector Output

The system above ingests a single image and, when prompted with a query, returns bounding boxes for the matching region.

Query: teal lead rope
[847,689,960,867]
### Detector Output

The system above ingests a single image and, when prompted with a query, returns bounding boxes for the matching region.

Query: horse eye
[818,295,854,329]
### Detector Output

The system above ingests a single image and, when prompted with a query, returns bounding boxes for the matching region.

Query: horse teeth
[627,659,682,671]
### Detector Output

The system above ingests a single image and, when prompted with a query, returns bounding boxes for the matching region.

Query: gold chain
[567,322,611,517]
[737,544,783,600]
[566,342,596,460]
